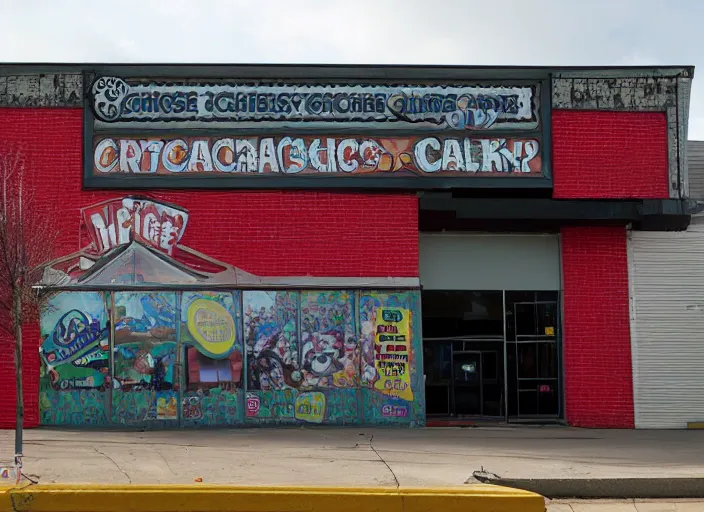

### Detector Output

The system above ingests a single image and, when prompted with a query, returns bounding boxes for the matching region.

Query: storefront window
[243,291,300,390]
[39,291,110,392]
[180,291,243,392]
[300,291,357,388]
[113,292,178,391]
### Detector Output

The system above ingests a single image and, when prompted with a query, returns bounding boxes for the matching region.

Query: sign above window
[90,77,540,131]
[81,197,189,256]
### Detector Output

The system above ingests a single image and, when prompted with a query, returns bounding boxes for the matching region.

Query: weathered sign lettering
[93,135,542,177]
[91,77,538,130]
[81,197,189,255]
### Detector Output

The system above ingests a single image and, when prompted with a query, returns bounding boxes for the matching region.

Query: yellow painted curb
[0,484,545,512]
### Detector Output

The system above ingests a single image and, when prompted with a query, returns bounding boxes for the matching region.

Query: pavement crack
[93,446,132,484]
[368,434,400,489]
[153,447,176,476]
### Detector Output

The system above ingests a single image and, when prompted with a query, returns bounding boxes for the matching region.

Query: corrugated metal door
[687,140,704,199]
[628,220,704,428]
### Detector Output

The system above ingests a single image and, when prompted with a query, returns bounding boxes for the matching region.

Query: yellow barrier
[0,484,545,512]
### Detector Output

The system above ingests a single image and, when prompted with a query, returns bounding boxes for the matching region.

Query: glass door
[423,341,452,415]
[505,292,560,421]
[422,291,505,419]
[452,350,482,415]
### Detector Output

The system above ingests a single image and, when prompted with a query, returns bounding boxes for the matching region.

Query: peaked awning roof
[38,241,419,290]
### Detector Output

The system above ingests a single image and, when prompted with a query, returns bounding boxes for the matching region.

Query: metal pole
[502,290,509,423]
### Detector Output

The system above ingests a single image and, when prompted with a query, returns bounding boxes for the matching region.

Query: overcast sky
[2,0,702,139]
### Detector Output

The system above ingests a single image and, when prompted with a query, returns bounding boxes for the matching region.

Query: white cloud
[1,0,702,137]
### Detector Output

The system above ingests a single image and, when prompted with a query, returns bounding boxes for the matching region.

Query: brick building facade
[0,65,696,429]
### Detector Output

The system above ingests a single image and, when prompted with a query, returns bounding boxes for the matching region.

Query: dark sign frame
[82,67,553,190]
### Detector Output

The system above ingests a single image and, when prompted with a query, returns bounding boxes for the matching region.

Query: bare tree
[0,146,57,474]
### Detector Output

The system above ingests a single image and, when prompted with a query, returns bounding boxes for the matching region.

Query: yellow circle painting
[186,299,236,357]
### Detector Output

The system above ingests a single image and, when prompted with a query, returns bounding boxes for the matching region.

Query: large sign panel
[91,77,539,131]
[92,135,542,177]
[86,75,548,189]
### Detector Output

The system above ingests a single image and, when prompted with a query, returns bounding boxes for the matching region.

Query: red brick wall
[0,108,420,428]
[561,226,634,428]
[552,110,670,199]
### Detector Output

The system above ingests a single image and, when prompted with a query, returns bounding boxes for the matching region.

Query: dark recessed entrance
[422,290,561,423]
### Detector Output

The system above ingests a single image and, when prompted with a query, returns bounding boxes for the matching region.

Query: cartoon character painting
[300,291,358,389]
[244,291,301,390]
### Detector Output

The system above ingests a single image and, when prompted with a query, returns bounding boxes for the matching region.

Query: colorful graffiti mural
[39,389,108,425]
[182,389,241,425]
[39,289,424,427]
[359,292,423,426]
[245,389,296,421]
[324,388,359,425]
[294,391,326,423]
[112,292,177,422]
[111,389,177,423]
[244,291,300,391]
[300,291,357,389]
[39,292,110,392]
[93,136,542,176]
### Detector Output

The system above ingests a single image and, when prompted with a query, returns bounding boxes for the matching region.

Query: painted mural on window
[181,291,243,394]
[359,291,423,425]
[112,292,178,420]
[243,291,300,391]
[38,289,423,427]
[373,307,413,401]
[36,194,425,428]
[39,292,110,392]
[300,291,358,389]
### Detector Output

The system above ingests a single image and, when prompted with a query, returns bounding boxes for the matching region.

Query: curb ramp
[0,484,546,512]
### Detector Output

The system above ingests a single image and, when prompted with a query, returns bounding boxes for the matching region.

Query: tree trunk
[13,285,23,459]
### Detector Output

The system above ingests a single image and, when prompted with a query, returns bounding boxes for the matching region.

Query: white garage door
[628,221,704,428]
[419,233,561,291]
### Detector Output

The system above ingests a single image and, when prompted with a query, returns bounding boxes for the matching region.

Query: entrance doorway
[422,290,561,422]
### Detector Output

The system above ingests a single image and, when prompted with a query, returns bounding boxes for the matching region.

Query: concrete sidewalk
[1,427,703,496]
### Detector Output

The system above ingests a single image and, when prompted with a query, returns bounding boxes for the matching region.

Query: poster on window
[181,291,243,391]
[373,307,413,401]
[113,292,177,393]
[300,291,357,388]
[39,292,110,391]
[243,291,301,390]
